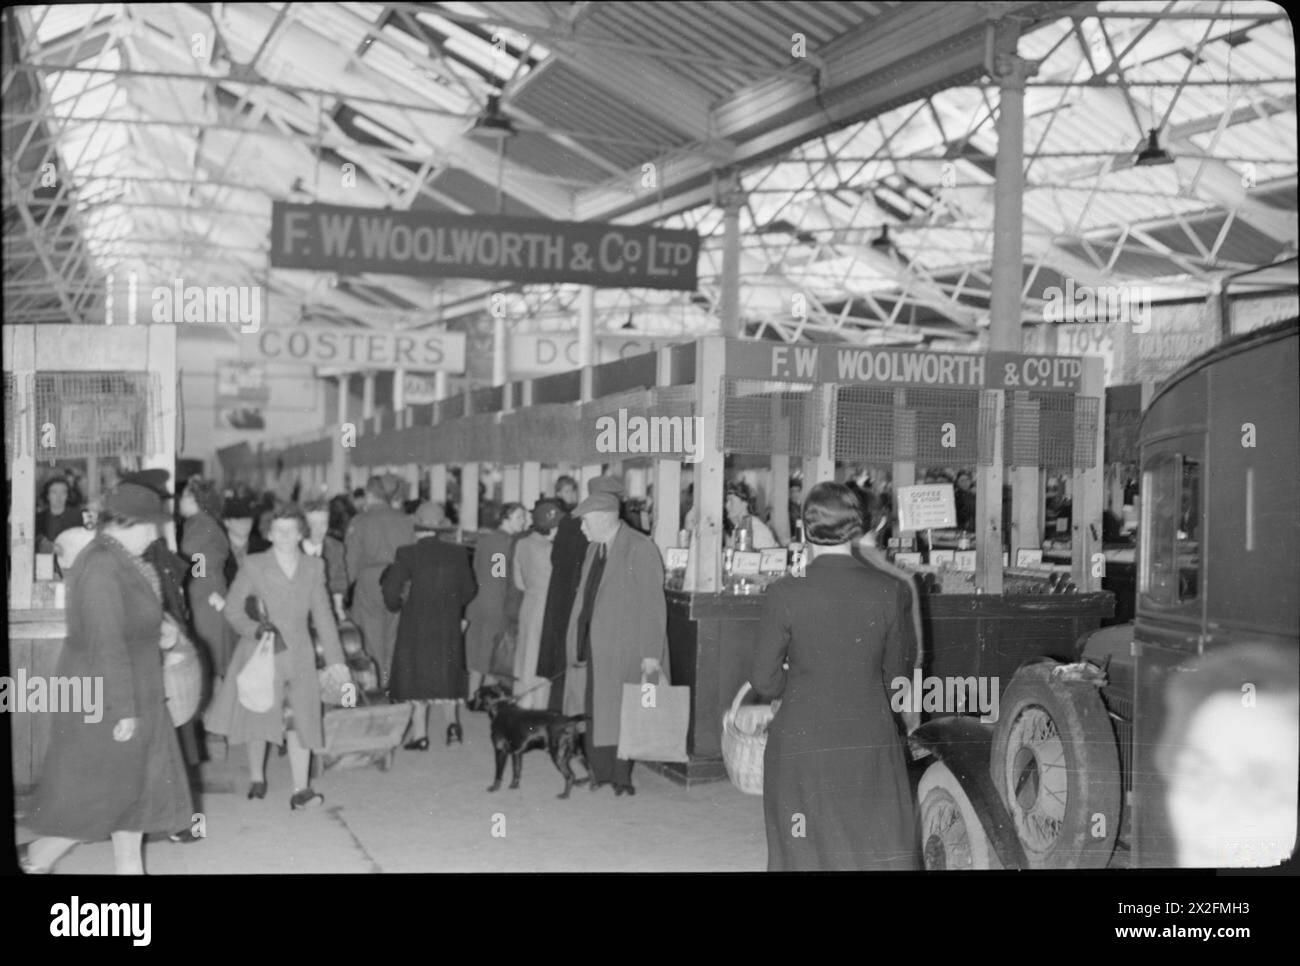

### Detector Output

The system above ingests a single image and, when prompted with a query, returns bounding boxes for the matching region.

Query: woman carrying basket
[750,482,921,871]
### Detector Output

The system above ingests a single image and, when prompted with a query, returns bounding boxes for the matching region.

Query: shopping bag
[236,632,277,713]
[617,667,690,763]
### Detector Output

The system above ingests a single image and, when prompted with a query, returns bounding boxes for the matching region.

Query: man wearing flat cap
[563,486,671,796]
[537,475,622,712]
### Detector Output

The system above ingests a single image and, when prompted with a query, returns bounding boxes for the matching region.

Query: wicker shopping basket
[721,682,775,796]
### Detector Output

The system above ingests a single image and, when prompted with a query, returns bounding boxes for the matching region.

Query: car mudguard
[912,716,1028,869]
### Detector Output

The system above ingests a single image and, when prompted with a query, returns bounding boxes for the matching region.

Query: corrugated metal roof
[4,0,1295,351]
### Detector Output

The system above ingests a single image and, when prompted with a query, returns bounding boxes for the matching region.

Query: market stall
[5,323,177,789]
[285,335,1113,784]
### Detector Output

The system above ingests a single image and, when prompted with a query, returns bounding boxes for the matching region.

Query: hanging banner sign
[240,325,466,372]
[726,341,1087,392]
[509,334,678,375]
[269,202,700,291]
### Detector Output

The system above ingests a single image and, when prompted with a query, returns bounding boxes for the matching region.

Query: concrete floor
[14,709,768,874]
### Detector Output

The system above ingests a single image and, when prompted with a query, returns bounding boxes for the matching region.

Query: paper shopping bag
[617,670,690,763]
[236,633,277,713]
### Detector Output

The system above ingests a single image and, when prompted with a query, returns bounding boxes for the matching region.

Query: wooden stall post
[893,388,917,545]
[802,385,834,486]
[461,462,479,532]
[331,374,350,495]
[769,392,791,544]
[652,346,682,553]
[6,325,36,610]
[1011,393,1042,562]
[578,363,600,493]
[362,372,375,424]
[519,380,541,506]
[1072,357,1106,592]
[691,337,726,591]
[976,389,1006,594]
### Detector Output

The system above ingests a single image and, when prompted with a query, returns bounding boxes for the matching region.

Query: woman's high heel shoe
[290,789,324,810]
[446,723,463,746]
[403,736,430,751]
[247,781,267,800]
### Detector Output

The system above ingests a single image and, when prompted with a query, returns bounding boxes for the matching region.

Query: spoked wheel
[1003,707,1067,859]
[917,762,1001,870]
[991,663,1121,868]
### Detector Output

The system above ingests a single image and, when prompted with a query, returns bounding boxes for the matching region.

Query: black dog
[473,684,592,799]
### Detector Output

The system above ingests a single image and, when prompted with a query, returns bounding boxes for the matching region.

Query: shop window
[1139,452,1201,606]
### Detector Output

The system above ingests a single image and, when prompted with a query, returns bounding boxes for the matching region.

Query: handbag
[616,666,690,763]
[235,632,277,713]
[160,617,202,727]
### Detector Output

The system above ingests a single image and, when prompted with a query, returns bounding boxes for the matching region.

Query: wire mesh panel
[464,413,503,463]
[499,411,523,463]
[833,386,897,463]
[428,418,460,463]
[580,388,650,464]
[833,386,992,465]
[1005,391,1100,470]
[516,403,583,463]
[4,372,21,468]
[31,372,162,461]
[719,378,825,457]
[648,384,695,420]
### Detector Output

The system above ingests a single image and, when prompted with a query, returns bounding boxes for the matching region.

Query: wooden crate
[319,702,412,773]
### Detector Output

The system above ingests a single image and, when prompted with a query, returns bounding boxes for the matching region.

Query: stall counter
[659,583,1115,786]
[8,608,69,791]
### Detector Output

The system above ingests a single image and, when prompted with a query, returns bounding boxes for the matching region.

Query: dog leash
[483,668,569,708]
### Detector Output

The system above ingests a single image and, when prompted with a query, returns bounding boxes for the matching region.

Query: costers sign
[242,326,466,372]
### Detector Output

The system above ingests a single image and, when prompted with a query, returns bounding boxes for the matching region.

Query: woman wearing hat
[750,482,921,871]
[20,483,194,874]
[179,476,233,677]
[382,502,477,747]
[205,504,350,808]
[464,502,528,695]
[511,499,563,710]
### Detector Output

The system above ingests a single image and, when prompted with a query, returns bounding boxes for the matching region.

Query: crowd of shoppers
[22,460,960,874]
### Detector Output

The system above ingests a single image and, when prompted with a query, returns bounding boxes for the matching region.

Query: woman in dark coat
[20,483,194,874]
[382,502,477,747]
[205,505,349,809]
[179,477,232,676]
[751,481,921,872]
[464,503,527,692]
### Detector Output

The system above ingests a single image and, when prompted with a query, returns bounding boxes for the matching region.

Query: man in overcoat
[345,475,414,686]
[562,491,670,795]
[537,475,622,711]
